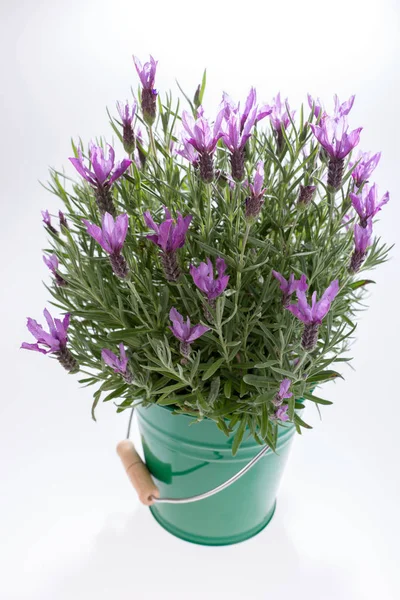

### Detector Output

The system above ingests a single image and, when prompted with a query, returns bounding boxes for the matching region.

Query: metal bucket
[136,403,296,546]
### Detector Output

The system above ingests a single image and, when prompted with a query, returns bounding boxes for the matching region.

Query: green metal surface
[136,403,297,546]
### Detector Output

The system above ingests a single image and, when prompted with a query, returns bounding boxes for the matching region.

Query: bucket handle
[117,407,270,506]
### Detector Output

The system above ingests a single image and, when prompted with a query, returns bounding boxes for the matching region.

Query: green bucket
[136,403,297,546]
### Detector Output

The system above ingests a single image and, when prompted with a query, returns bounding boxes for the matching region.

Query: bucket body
[136,403,296,546]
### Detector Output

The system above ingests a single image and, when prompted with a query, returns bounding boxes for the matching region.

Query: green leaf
[224,379,232,399]
[294,413,313,430]
[202,357,225,381]
[232,418,247,456]
[349,279,375,290]
[303,392,333,405]
[243,374,275,387]
[91,390,101,421]
[307,370,343,383]
[208,377,220,406]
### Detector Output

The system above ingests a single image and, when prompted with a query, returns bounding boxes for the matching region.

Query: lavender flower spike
[42,210,58,235]
[84,212,129,278]
[297,184,317,207]
[59,210,69,230]
[43,254,67,287]
[69,143,132,216]
[272,378,293,407]
[169,307,210,358]
[350,151,381,188]
[190,257,229,312]
[272,271,308,308]
[221,107,257,181]
[133,55,158,126]
[310,116,362,190]
[144,208,192,282]
[117,100,137,154]
[21,309,79,373]
[181,108,224,182]
[349,221,373,274]
[245,161,267,220]
[275,405,290,422]
[269,93,295,153]
[102,343,133,383]
[350,183,389,228]
[287,280,339,351]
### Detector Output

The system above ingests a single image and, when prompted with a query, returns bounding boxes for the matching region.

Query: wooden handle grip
[116,440,160,506]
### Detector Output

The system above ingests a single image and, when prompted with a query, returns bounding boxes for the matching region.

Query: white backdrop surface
[1,1,399,599]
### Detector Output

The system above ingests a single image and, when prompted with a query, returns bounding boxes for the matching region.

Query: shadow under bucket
[136,403,297,546]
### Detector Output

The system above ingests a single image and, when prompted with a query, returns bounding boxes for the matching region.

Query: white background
[1,1,400,598]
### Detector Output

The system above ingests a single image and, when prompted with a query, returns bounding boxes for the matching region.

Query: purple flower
[220,99,259,181]
[43,254,67,286]
[333,94,355,119]
[350,151,381,187]
[21,309,78,372]
[308,94,355,121]
[350,183,389,228]
[190,257,229,303]
[69,143,131,216]
[117,100,137,127]
[307,94,324,119]
[349,221,373,274]
[310,117,362,161]
[310,116,362,190]
[144,208,192,282]
[220,88,271,131]
[84,213,128,254]
[84,213,129,278]
[59,210,69,229]
[42,210,58,234]
[133,55,157,91]
[272,271,308,307]
[269,93,295,131]
[248,161,266,198]
[269,93,295,153]
[117,101,137,154]
[279,378,293,400]
[133,55,158,126]
[70,143,131,188]
[181,108,224,155]
[273,378,293,407]
[275,405,289,422]
[176,138,200,167]
[181,108,224,182]
[221,109,256,153]
[354,221,373,254]
[169,307,210,358]
[287,280,339,351]
[288,280,339,325]
[144,207,192,253]
[245,161,267,219]
[102,343,132,383]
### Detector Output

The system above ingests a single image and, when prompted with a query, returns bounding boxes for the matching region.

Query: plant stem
[293,350,309,375]
[205,182,213,237]
[148,127,157,158]
[235,222,251,309]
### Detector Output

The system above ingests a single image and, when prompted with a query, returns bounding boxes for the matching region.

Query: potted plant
[21,55,391,545]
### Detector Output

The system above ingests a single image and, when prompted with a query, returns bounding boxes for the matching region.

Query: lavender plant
[22,56,392,453]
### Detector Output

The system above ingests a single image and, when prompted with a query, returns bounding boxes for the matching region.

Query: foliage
[37,66,391,453]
